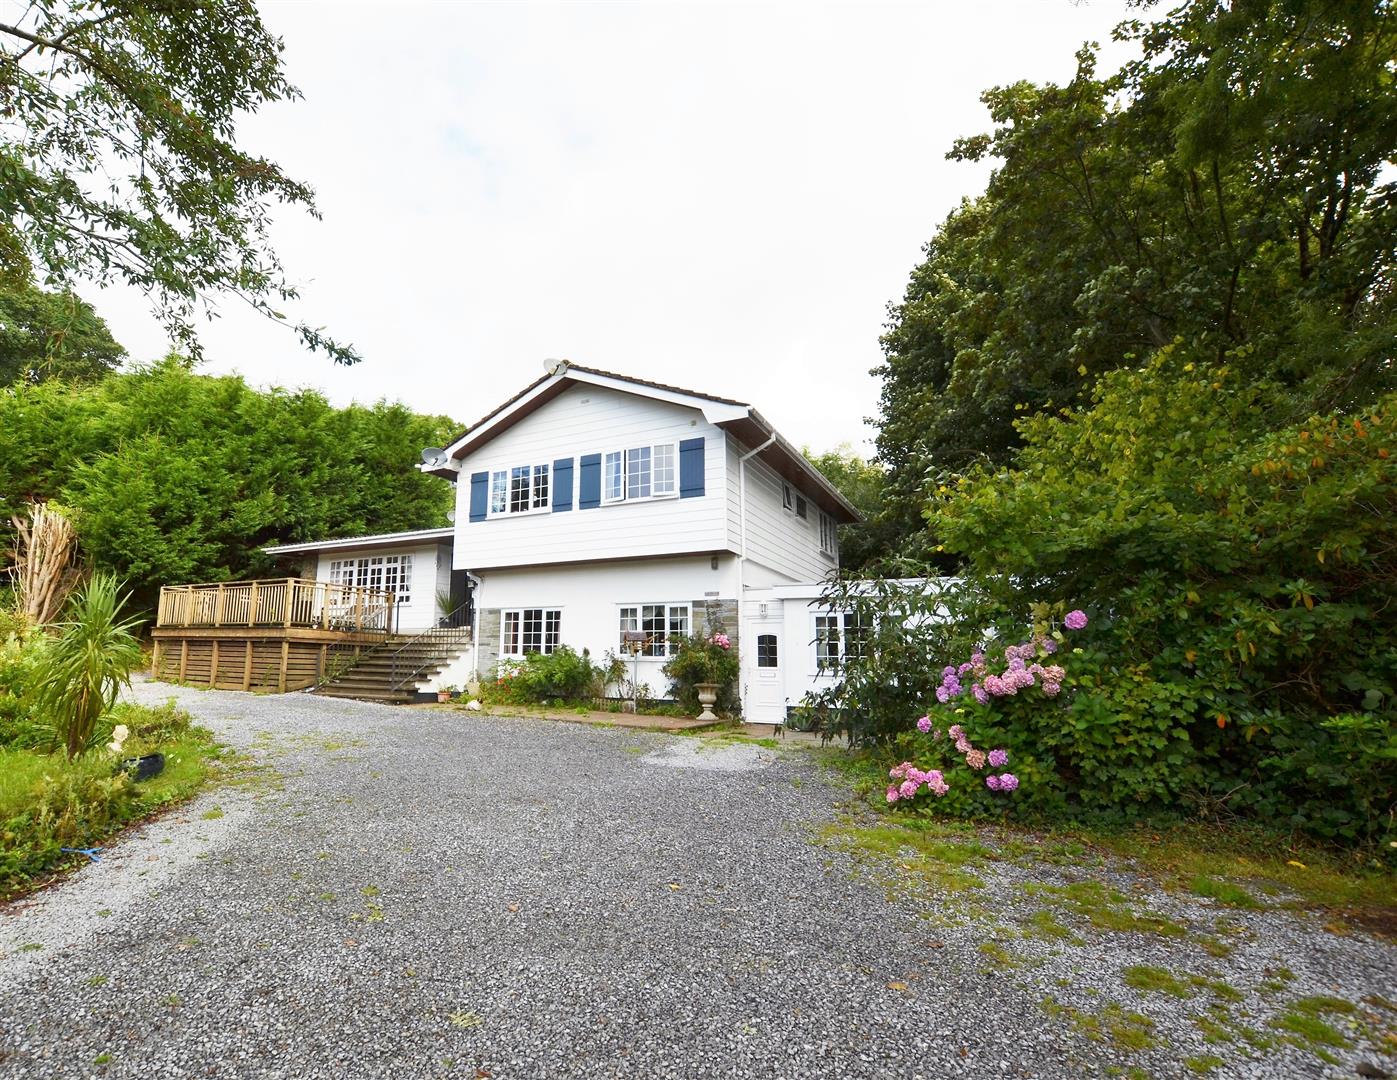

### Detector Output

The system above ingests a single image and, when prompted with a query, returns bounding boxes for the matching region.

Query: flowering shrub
[481,648,601,705]
[884,606,1086,810]
[663,628,740,717]
[924,351,1397,846]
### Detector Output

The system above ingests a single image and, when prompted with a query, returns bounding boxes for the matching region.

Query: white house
[265,363,862,722]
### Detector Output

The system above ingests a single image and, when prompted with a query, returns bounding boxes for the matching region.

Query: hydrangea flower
[973,684,988,704]
[886,785,900,803]
[985,775,1002,791]
[988,748,1008,767]
[948,725,963,740]
[1064,610,1088,631]
[916,715,932,734]
[711,632,732,649]
[965,748,986,770]
[998,773,1019,791]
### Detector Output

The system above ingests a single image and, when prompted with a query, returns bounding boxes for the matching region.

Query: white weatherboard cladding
[313,543,444,634]
[474,555,738,698]
[453,384,729,571]
[726,434,837,585]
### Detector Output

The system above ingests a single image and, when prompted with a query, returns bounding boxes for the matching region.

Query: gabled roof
[426,362,862,523]
[263,526,455,557]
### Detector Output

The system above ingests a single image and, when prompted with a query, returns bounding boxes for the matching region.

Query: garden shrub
[0,696,219,897]
[481,647,602,705]
[663,629,739,716]
[815,349,1396,849]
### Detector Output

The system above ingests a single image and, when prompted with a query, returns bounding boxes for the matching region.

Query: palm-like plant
[38,574,144,760]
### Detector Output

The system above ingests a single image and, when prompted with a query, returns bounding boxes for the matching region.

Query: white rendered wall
[452,384,730,571]
[313,543,445,633]
[474,555,738,698]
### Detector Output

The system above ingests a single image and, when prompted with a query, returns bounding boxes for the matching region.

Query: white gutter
[736,433,778,719]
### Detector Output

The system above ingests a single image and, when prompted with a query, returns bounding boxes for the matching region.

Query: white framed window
[327,554,413,604]
[618,603,689,657]
[501,608,561,656]
[626,446,652,499]
[492,463,552,516]
[532,463,549,509]
[652,443,676,496]
[814,609,869,671]
[819,510,838,556]
[600,443,677,504]
[796,495,808,520]
[782,482,793,511]
[603,451,624,503]
[814,612,840,673]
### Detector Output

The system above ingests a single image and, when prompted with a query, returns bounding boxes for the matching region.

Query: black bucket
[118,753,165,781]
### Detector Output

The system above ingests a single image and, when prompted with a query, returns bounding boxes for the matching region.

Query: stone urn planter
[694,683,720,722]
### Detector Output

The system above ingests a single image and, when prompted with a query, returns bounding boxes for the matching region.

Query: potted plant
[436,684,458,704]
[663,630,736,721]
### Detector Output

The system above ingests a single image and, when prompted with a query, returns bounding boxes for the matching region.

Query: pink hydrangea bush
[884,606,1088,807]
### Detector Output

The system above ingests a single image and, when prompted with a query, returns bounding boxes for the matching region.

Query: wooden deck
[150,578,396,692]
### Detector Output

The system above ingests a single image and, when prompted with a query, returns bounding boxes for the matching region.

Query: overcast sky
[88,0,1135,455]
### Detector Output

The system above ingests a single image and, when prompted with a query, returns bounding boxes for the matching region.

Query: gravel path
[0,681,1392,1079]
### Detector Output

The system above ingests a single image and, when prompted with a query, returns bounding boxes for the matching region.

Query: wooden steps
[312,628,472,704]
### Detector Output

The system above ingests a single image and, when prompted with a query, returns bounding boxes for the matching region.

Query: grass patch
[1023,909,1077,942]
[819,819,988,893]
[1083,823,1396,916]
[1023,881,1186,937]
[1270,1010,1352,1049]
[1184,1055,1225,1074]
[199,806,224,820]
[1189,875,1262,909]
[1122,965,1194,999]
[0,699,224,899]
[1040,996,1157,1051]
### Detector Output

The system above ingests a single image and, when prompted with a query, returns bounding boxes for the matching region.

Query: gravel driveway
[0,682,1392,1079]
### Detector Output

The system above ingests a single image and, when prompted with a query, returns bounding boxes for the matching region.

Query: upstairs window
[603,451,624,502]
[603,443,677,504]
[492,464,551,516]
[819,510,838,556]
[795,495,808,519]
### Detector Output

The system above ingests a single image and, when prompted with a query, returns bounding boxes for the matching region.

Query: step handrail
[386,604,473,692]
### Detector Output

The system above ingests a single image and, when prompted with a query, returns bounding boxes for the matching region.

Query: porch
[150,578,397,692]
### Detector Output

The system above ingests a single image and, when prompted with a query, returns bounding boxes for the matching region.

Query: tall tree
[876,0,1397,555]
[0,355,458,608]
[0,283,124,384]
[0,1,357,363]
[801,444,899,573]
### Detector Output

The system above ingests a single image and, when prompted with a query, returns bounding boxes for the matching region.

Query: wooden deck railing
[156,578,396,634]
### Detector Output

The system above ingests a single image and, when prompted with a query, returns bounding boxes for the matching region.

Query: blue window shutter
[468,472,489,522]
[679,437,705,498]
[578,454,601,509]
[552,457,574,512]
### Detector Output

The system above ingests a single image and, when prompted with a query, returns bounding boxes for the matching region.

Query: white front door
[745,622,785,725]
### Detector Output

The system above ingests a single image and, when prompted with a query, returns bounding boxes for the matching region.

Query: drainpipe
[736,433,777,718]
[466,571,483,684]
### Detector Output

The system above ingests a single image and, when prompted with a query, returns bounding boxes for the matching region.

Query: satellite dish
[420,447,446,466]
[544,358,569,376]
